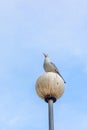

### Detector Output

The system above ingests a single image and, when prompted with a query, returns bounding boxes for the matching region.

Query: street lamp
[36,72,65,130]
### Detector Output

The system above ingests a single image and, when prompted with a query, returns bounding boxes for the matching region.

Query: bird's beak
[43,53,47,57]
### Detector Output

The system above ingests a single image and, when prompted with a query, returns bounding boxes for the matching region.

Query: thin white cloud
[6,116,20,127]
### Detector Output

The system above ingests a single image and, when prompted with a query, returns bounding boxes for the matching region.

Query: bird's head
[43,53,48,58]
[43,53,50,62]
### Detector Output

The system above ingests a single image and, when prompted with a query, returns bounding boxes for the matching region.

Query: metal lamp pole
[45,95,56,130]
[48,99,54,130]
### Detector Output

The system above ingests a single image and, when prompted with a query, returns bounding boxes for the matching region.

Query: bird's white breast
[43,62,55,72]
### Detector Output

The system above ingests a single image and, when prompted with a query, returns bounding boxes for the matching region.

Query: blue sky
[0,0,87,130]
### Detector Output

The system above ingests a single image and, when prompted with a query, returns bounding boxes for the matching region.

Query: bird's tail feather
[56,71,66,84]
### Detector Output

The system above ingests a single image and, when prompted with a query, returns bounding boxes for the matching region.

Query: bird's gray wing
[51,62,66,83]
[50,62,59,73]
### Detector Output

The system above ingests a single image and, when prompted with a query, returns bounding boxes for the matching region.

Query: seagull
[43,53,66,83]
